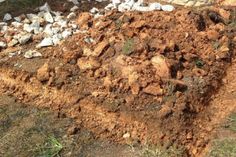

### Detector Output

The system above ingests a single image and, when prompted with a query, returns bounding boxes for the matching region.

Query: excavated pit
[0,6,235,156]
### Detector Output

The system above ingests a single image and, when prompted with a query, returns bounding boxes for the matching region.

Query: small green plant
[140,144,183,157]
[115,19,123,29]
[209,138,236,157]
[227,113,236,132]
[195,59,204,68]
[34,136,63,157]
[212,41,220,50]
[122,38,134,55]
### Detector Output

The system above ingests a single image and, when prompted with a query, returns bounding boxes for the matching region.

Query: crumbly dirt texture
[0,6,235,156]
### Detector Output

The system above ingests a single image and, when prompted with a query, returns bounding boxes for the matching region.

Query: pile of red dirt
[0,7,235,156]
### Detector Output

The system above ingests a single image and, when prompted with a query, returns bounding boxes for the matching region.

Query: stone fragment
[39,2,51,12]
[24,50,42,59]
[161,5,174,11]
[70,6,79,12]
[44,12,54,23]
[37,63,50,82]
[90,7,99,14]
[19,34,32,44]
[143,83,163,96]
[3,13,12,21]
[0,41,6,48]
[62,29,72,38]
[37,37,53,48]
[92,40,109,57]
[77,57,101,70]
[8,39,18,47]
[67,12,76,19]
[151,55,170,78]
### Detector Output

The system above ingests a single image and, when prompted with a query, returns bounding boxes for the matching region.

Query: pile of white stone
[0,3,80,49]
[106,0,174,12]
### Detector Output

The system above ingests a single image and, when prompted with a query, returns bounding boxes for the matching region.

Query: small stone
[0,41,6,48]
[24,50,42,59]
[67,12,76,19]
[23,24,34,33]
[37,63,50,82]
[123,132,130,138]
[92,40,109,57]
[149,3,161,11]
[52,34,62,45]
[151,55,170,78]
[39,2,51,12]
[206,30,219,40]
[76,12,91,27]
[11,21,23,28]
[19,34,32,45]
[77,57,101,70]
[70,6,79,12]
[37,37,53,48]
[3,13,12,21]
[90,7,99,14]
[68,0,79,5]
[8,39,18,47]
[143,83,163,96]
[62,29,72,38]
[14,16,21,22]
[161,5,174,12]
[44,12,54,23]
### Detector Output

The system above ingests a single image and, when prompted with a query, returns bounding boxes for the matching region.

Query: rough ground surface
[0,1,235,157]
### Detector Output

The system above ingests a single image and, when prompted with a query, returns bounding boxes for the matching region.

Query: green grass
[209,138,236,157]
[0,0,44,17]
[140,144,184,157]
[33,136,63,157]
[122,38,134,55]
[227,113,236,132]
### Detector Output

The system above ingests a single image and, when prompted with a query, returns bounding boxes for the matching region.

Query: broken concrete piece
[39,2,51,12]
[0,41,6,48]
[44,12,54,23]
[24,50,42,59]
[62,29,72,38]
[161,5,174,11]
[70,6,79,12]
[3,13,12,21]
[67,12,76,19]
[19,34,32,45]
[37,37,53,48]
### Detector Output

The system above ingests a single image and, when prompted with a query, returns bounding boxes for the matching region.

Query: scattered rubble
[24,50,42,59]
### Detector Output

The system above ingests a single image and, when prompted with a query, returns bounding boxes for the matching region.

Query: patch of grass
[140,144,184,157]
[122,38,134,55]
[212,41,220,50]
[209,138,236,157]
[227,113,236,132]
[195,59,204,68]
[0,0,44,17]
[33,136,63,157]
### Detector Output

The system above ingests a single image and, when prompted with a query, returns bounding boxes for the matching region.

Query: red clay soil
[0,7,235,156]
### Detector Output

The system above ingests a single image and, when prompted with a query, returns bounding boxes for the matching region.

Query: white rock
[19,34,32,44]
[14,17,21,22]
[0,41,6,48]
[51,11,62,17]
[39,3,51,12]
[0,22,7,27]
[112,0,121,8]
[84,37,94,43]
[123,132,130,138]
[62,29,72,39]
[0,0,6,3]
[24,50,42,59]
[43,24,53,36]
[30,20,41,34]
[67,12,76,19]
[37,37,53,48]
[3,13,12,21]
[22,18,31,24]
[26,13,38,21]
[94,14,103,19]
[90,7,99,14]
[52,27,61,34]
[105,3,114,10]
[8,39,18,47]
[52,34,62,45]
[1,25,8,33]
[44,12,54,23]
[11,21,23,28]
[96,0,103,2]
[23,24,34,33]
[149,3,161,11]
[68,0,79,5]
[70,6,79,12]
[161,5,174,11]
